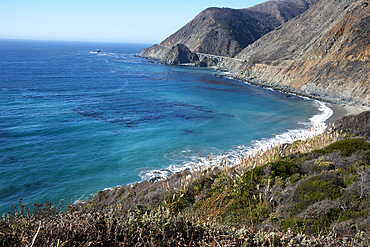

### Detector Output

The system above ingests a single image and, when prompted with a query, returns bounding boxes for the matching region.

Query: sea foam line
[139,100,333,181]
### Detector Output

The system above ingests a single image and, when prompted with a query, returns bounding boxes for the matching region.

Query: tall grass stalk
[189,126,344,182]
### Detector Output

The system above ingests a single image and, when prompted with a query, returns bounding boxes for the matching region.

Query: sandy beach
[326,104,370,126]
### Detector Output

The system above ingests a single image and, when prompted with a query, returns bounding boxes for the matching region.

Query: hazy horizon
[1,0,265,44]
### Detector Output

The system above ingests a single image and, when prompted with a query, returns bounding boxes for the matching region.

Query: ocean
[0,39,332,214]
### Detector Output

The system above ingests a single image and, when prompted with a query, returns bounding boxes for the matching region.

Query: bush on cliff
[2,132,370,245]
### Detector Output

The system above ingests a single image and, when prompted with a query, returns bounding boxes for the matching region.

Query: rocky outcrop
[140,0,318,58]
[218,0,370,105]
[159,44,199,65]
[139,44,170,60]
[139,0,370,106]
[334,110,370,137]
[248,0,319,24]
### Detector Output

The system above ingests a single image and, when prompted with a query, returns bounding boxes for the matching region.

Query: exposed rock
[235,0,370,62]
[159,44,199,65]
[219,0,370,105]
[140,0,318,58]
[248,0,319,24]
[194,61,208,67]
[334,110,370,137]
[140,0,370,106]
[139,44,170,60]
[199,56,219,67]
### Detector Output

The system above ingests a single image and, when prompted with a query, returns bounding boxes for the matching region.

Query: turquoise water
[0,39,330,213]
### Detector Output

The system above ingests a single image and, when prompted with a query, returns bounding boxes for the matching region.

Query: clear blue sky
[1,0,265,44]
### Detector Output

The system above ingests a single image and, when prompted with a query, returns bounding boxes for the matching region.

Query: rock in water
[160,44,199,65]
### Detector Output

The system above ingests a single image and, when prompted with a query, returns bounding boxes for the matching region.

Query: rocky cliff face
[220,0,370,105]
[138,44,170,60]
[140,0,318,58]
[139,0,370,106]
[247,0,319,24]
[334,110,370,136]
[159,44,199,65]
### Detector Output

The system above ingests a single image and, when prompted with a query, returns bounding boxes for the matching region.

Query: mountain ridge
[140,0,319,58]
[220,0,370,105]
[140,0,370,106]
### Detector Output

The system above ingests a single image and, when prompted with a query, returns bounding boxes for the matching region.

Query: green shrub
[269,160,300,180]
[314,159,335,169]
[314,138,370,156]
[290,173,302,183]
[294,174,343,213]
[344,174,357,187]
[165,188,193,212]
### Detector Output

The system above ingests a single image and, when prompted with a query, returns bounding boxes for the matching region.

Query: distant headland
[139,0,370,107]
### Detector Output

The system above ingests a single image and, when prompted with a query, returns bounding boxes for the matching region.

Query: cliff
[159,43,200,65]
[139,0,370,106]
[220,0,370,105]
[140,0,318,58]
[4,112,370,245]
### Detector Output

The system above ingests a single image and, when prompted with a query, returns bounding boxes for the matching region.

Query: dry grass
[184,125,344,190]
[1,203,369,246]
[3,126,370,246]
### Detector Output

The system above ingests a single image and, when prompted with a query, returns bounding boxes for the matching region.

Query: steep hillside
[248,0,319,24]
[139,0,369,105]
[3,112,370,245]
[159,44,199,65]
[220,0,370,105]
[158,7,278,57]
[236,0,368,61]
[140,0,319,58]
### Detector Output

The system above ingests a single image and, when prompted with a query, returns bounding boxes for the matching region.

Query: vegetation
[1,124,370,246]
[212,9,273,51]
[314,138,370,156]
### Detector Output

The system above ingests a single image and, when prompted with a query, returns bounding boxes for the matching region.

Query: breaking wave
[139,100,333,181]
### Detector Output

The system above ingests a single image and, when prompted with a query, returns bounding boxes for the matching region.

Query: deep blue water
[0,39,329,213]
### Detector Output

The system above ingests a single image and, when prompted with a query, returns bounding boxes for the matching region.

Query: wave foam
[139,100,333,181]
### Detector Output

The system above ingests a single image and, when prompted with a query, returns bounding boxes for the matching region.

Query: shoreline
[219,71,370,128]
[325,104,370,126]
[74,59,370,215]
[138,87,336,182]
[135,56,370,181]
[89,84,370,214]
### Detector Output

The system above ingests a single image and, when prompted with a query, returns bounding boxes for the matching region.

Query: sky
[1,0,266,44]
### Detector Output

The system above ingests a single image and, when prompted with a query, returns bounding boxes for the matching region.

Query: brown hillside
[140,0,319,58]
[221,0,370,105]
[248,0,319,24]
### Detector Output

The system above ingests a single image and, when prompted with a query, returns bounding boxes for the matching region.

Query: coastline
[139,95,334,182]
[89,79,370,215]
[92,92,370,209]
[326,104,370,126]
[220,71,370,128]
[66,57,370,225]
[135,55,370,182]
